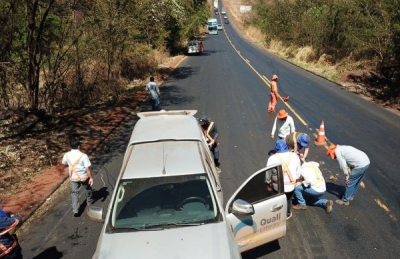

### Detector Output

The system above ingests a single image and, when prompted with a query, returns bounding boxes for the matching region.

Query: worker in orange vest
[268,74,289,114]
[0,200,23,259]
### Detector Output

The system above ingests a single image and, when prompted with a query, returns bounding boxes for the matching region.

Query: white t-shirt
[300,162,326,193]
[266,151,301,192]
[271,116,296,138]
[62,149,91,181]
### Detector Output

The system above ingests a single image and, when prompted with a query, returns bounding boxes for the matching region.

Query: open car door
[225,163,287,253]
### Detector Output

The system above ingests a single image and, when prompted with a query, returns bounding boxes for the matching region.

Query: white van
[89,110,287,259]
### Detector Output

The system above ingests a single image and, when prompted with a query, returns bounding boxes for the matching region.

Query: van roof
[121,110,207,179]
[122,141,206,179]
[130,110,202,145]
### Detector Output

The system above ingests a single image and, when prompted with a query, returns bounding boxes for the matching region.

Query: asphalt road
[18,14,400,259]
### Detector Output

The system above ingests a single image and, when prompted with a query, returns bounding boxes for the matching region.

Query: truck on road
[207,18,218,35]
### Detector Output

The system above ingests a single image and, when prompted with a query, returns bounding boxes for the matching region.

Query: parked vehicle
[187,39,202,54]
[89,110,287,259]
[207,18,218,35]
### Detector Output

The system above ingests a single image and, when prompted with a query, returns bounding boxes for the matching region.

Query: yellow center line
[221,25,397,221]
[223,27,307,126]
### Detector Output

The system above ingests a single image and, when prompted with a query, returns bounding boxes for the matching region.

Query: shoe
[286,212,292,220]
[293,204,307,210]
[335,199,350,206]
[73,211,79,217]
[215,167,221,174]
[326,200,333,213]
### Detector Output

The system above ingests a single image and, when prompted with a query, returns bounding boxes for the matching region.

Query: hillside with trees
[0,0,210,114]
[239,0,399,107]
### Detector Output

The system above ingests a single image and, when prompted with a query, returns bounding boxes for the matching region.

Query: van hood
[93,222,240,259]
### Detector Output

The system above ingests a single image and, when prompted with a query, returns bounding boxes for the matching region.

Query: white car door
[225,163,287,253]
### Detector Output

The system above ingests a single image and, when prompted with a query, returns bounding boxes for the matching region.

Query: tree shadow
[32,246,63,259]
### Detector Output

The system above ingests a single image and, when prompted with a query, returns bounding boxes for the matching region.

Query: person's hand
[89,177,94,186]
[267,184,272,192]
[345,176,349,185]
[270,135,274,139]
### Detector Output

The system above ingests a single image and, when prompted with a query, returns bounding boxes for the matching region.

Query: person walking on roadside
[62,137,94,216]
[327,144,370,206]
[267,75,289,114]
[266,139,301,219]
[145,76,161,111]
[199,115,221,169]
[0,200,23,259]
[271,109,295,140]
[285,132,310,162]
[293,162,333,213]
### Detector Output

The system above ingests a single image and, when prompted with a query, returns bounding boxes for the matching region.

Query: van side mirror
[231,199,255,215]
[87,205,104,222]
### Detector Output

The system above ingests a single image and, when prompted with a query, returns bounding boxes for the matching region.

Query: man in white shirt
[266,139,301,219]
[62,137,94,216]
[271,109,295,140]
[293,162,333,213]
[327,144,370,206]
[145,76,161,111]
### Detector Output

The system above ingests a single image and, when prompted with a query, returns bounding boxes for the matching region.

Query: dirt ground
[0,56,185,204]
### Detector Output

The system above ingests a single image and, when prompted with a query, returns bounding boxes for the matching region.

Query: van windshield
[109,174,221,232]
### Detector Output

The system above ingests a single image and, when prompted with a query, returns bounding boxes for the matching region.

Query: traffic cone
[315,120,327,146]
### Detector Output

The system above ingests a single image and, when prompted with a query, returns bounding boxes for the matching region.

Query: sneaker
[326,200,333,213]
[286,212,293,220]
[335,199,350,206]
[73,211,79,217]
[293,204,307,210]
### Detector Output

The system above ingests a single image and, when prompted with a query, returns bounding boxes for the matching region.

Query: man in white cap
[267,74,289,114]
[293,162,333,213]
[271,109,296,140]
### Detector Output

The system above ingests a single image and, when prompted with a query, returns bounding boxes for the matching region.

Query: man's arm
[271,118,277,138]
[87,166,94,186]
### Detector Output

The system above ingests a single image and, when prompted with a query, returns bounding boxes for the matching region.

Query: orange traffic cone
[315,120,327,146]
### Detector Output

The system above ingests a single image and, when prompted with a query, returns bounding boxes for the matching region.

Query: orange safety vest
[0,218,19,257]
[276,153,296,185]
[66,153,87,181]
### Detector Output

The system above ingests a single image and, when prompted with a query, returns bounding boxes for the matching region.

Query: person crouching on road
[271,109,295,140]
[266,139,301,219]
[62,137,94,216]
[293,162,333,213]
[285,132,310,162]
[0,200,23,259]
[327,144,370,206]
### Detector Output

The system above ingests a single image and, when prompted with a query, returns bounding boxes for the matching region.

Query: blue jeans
[294,185,327,208]
[343,164,369,202]
[70,180,93,213]
[151,98,160,111]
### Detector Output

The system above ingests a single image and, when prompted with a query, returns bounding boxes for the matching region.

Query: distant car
[224,16,229,24]
[217,24,223,30]
[89,110,287,259]
[214,8,219,15]
[221,8,227,15]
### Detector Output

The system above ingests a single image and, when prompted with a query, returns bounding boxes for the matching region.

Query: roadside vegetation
[240,0,400,107]
[0,0,210,193]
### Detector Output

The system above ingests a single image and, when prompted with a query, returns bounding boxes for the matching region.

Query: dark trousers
[3,243,23,259]
[285,191,294,216]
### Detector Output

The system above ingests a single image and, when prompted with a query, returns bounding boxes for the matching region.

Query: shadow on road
[32,246,63,259]
[241,240,281,259]
[326,182,345,199]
